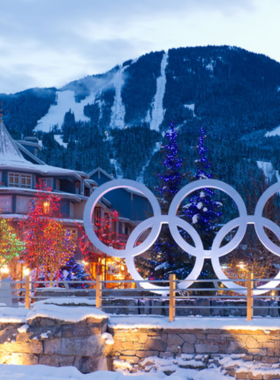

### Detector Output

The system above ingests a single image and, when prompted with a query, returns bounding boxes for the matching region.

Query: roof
[0,121,88,180]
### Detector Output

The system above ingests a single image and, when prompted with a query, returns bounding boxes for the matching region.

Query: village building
[0,114,135,283]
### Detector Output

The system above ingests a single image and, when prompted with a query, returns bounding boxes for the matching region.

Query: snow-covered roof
[0,121,88,179]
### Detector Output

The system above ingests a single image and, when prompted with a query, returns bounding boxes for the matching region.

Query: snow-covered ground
[0,363,232,380]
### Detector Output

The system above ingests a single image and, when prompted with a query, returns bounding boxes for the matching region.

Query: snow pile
[101,332,114,345]
[0,307,28,323]
[17,324,29,333]
[149,52,169,131]
[27,303,108,323]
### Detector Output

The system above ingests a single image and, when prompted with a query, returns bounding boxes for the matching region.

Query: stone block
[179,333,196,344]
[182,343,195,353]
[249,349,267,356]
[144,339,167,352]
[39,354,59,366]
[167,334,184,346]
[58,355,75,366]
[0,340,43,354]
[246,336,259,349]
[0,352,38,365]
[119,355,139,363]
[195,344,219,353]
[136,350,159,358]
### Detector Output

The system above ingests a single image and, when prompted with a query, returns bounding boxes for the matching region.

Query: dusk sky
[1,0,280,94]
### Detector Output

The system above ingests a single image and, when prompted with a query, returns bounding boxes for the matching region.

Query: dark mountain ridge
[1,45,280,197]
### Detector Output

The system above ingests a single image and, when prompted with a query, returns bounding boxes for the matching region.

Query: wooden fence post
[246,271,253,321]
[96,274,102,310]
[169,274,176,322]
[25,275,31,310]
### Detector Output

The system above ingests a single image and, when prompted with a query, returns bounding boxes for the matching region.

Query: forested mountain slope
[1,45,280,196]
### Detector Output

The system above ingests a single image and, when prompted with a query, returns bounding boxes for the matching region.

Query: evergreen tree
[184,126,222,250]
[137,122,192,280]
[59,256,91,289]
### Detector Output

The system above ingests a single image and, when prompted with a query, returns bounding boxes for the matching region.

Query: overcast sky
[1,0,280,94]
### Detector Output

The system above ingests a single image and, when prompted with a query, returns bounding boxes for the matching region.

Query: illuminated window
[9,173,32,188]
[43,201,50,214]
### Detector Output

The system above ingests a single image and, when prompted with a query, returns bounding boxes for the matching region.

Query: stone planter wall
[109,326,280,367]
[0,316,111,373]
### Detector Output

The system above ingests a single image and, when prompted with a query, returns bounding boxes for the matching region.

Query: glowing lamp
[23,267,30,276]
[0,265,9,274]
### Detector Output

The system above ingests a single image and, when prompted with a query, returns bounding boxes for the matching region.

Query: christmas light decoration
[0,218,25,279]
[184,126,222,250]
[20,181,76,282]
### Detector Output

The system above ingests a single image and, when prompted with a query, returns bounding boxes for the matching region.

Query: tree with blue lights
[144,122,192,280]
[184,126,222,250]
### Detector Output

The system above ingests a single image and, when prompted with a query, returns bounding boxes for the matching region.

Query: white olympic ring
[83,178,280,295]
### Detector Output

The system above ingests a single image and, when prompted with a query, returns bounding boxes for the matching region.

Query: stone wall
[109,326,280,368]
[0,316,111,373]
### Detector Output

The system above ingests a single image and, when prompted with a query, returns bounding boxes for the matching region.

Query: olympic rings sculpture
[83,178,280,295]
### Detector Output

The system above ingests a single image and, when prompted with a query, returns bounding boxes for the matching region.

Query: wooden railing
[0,274,278,322]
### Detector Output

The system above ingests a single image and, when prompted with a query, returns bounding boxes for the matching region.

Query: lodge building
[0,114,136,283]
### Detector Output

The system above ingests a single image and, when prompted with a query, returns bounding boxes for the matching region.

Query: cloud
[0,0,267,93]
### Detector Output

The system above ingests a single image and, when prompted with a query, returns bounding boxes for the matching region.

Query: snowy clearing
[35,90,93,132]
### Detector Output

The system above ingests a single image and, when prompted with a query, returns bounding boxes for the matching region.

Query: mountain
[2,45,280,199]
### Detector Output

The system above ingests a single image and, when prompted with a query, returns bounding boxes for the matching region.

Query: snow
[17,324,29,333]
[192,214,199,224]
[257,160,280,182]
[54,134,68,148]
[109,315,280,331]
[265,125,280,136]
[110,158,123,179]
[0,366,171,380]
[154,261,170,271]
[149,52,168,131]
[0,307,28,323]
[184,104,196,117]
[197,202,203,210]
[110,68,126,129]
[101,332,114,345]
[40,332,49,339]
[35,90,94,132]
[137,141,161,183]
[27,303,108,323]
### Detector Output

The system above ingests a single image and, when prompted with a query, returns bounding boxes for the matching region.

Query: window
[56,179,60,191]
[41,178,53,190]
[75,182,80,195]
[0,196,12,212]
[16,196,30,213]
[43,201,50,214]
[9,173,32,188]
[69,202,74,218]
